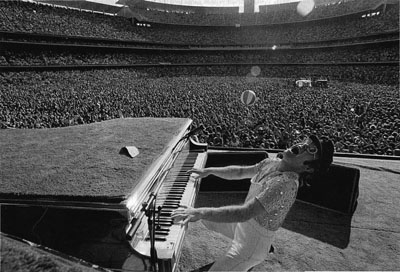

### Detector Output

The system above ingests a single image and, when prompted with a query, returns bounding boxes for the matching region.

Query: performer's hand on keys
[187,168,210,179]
[171,205,202,225]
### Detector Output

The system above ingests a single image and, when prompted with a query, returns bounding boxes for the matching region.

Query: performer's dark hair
[298,135,334,187]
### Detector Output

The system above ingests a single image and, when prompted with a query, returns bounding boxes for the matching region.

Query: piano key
[158,216,173,221]
[160,212,172,217]
[156,227,170,232]
[158,209,174,214]
[160,201,180,205]
[161,205,179,209]
[145,237,167,242]
[155,230,170,236]
[155,223,173,227]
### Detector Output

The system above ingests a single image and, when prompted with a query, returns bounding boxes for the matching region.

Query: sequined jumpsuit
[202,158,299,271]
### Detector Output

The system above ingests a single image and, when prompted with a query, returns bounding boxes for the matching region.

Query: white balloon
[241,90,257,106]
[297,0,315,16]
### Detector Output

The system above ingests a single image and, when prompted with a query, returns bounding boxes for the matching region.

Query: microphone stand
[142,192,160,272]
[177,124,204,145]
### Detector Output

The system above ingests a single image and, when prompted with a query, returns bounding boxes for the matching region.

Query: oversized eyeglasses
[290,142,318,158]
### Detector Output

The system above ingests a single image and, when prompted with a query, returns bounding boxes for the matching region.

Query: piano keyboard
[128,150,207,271]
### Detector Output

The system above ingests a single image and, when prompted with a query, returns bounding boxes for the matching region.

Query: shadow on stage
[283,200,352,249]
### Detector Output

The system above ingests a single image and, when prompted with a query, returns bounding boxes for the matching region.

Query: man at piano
[172,135,334,271]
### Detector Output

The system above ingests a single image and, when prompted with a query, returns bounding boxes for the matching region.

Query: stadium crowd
[0,1,399,156]
[1,69,399,156]
[2,42,398,67]
[0,1,398,46]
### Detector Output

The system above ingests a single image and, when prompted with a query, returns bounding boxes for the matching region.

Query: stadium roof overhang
[37,0,124,14]
[123,0,240,14]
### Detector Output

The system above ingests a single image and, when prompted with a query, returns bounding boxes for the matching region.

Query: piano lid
[0,117,192,208]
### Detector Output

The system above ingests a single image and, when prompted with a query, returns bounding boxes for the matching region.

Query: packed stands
[1,70,399,155]
[0,0,398,45]
[2,41,398,66]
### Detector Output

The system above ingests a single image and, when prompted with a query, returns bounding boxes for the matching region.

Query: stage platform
[178,156,400,271]
[1,118,399,271]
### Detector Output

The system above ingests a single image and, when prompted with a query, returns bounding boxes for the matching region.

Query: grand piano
[0,118,207,271]
[1,117,267,271]
[121,118,209,271]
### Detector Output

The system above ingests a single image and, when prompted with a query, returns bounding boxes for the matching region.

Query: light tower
[244,0,255,13]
